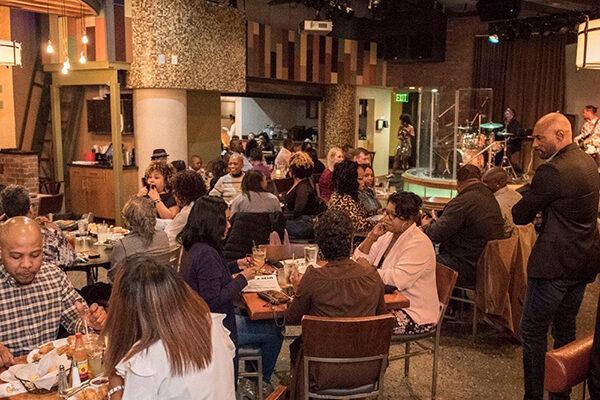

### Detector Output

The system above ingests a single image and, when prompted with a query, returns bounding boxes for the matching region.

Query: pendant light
[45,0,53,54]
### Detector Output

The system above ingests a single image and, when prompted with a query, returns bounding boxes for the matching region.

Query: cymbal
[457,126,472,131]
[495,131,514,137]
[480,122,503,130]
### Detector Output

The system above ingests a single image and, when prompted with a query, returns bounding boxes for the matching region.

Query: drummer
[0,217,106,366]
[494,107,523,167]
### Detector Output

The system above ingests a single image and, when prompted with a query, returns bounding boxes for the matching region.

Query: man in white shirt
[209,153,245,202]
[483,167,522,237]
[575,105,600,148]
[274,138,295,169]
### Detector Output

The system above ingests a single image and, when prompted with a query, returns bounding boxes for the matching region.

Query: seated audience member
[230,139,252,172]
[110,197,170,273]
[0,217,106,363]
[483,167,523,237]
[274,138,295,169]
[209,153,245,203]
[355,192,438,335]
[328,160,374,232]
[342,144,355,160]
[285,210,387,400]
[104,256,236,400]
[0,184,75,268]
[245,139,259,158]
[353,147,371,166]
[189,154,203,172]
[161,170,207,243]
[171,160,186,172]
[357,164,381,216]
[306,148,326,174]
[230,170,281,216]
[422,165,504,288]
[178,197,283,390]
[257,132,275,153]
[284,152,322,240]
[318,147,345,202]
[207,158,228,191]
[138,161,180,219]
[248,147,271,180]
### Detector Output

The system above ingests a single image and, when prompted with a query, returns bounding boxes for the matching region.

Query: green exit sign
[395,93,409,103]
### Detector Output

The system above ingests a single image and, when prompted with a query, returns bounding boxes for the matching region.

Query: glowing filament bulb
[46,40,54,54]
[79,51,86,64]
[63,58,71,70]
[82,34,89,44]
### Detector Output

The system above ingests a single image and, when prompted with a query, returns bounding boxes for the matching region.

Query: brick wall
[0,151,39,194]
[386,16,488,92]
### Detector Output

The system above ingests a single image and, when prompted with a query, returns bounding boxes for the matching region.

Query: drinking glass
[97,223,109,244]
[252,247,267,274]
[86,336,105,377]
[77,219,89,237]
[304,245,318,265]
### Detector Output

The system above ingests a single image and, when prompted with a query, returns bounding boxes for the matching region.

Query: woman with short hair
[110,197,170,273]
[318,147,344,202]
[103,256,236,400]
[328,160,374,232]
[163,170,207,243]
[355,191,438,335]
[137,161,180,219]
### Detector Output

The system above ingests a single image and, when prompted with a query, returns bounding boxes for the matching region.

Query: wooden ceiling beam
[0,0,96,16]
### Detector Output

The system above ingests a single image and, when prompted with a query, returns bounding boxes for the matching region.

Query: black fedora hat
[151,149,169,159]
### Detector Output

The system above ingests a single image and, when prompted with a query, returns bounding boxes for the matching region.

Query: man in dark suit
[422,165,505,288]
[512,113,600,400]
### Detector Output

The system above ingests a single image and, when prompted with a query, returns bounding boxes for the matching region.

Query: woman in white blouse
[103,256,236,400]
[354,191,439,335]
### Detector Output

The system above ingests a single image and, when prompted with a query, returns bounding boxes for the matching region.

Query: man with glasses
[421,165,504,289]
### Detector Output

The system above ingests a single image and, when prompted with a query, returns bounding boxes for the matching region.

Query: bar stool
[238,347,264,400]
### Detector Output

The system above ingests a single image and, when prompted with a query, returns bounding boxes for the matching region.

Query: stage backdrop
[473,34,566,130]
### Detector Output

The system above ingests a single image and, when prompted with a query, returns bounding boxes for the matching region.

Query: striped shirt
[0,264,84,357]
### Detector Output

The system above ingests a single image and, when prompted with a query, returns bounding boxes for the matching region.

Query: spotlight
[488,34,500,44]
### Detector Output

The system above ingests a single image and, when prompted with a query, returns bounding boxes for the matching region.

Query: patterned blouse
[328,192,375,232]
[40,223,76,268]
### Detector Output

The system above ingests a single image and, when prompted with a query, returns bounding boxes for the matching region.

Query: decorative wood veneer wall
[128,0,246,92]
[247,21,387,86]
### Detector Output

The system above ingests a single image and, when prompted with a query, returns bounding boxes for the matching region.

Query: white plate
[26,338,69,364]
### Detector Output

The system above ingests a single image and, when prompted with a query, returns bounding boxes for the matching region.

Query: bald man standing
[512,113,600,400]
[0,217,106,366]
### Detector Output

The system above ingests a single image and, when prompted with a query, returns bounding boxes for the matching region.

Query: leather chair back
[544,334,593,393]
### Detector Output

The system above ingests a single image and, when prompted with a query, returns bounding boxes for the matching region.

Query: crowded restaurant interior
[1,0,600,399]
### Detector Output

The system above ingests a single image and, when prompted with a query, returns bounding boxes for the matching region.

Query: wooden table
[243,291,410,321]
[0,357,59,399]
[65,237,111,285]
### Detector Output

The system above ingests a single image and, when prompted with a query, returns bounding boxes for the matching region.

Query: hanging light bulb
[61,66,68,74]
[79,51,86,64]
[82,34,88,44]
[46,40,54,54]
[63,57,70,70]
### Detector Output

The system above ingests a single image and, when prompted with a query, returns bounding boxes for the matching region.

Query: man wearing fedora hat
[151,149,169,163]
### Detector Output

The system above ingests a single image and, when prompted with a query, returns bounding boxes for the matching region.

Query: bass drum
[460,148,485,170]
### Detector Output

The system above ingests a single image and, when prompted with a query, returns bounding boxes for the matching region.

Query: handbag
[257,290,291,305]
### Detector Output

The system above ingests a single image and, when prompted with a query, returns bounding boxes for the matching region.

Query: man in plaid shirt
[0,217,106,367]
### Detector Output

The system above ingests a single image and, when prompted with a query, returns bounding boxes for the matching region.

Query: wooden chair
[389,263,458,400]
[302,314,395,399]
[148,245,183,271]
[38,194,64,216]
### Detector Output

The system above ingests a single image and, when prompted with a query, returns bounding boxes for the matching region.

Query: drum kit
[435,121,519,179]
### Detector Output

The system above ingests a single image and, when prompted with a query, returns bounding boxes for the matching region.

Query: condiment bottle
[58,365,68,395]
[73,333,90,382]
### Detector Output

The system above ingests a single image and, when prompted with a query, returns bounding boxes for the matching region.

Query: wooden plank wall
[247,21,387,86]
[42,0,132,65]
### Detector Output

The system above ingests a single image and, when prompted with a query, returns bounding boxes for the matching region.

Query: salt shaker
[58,364,68,395]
